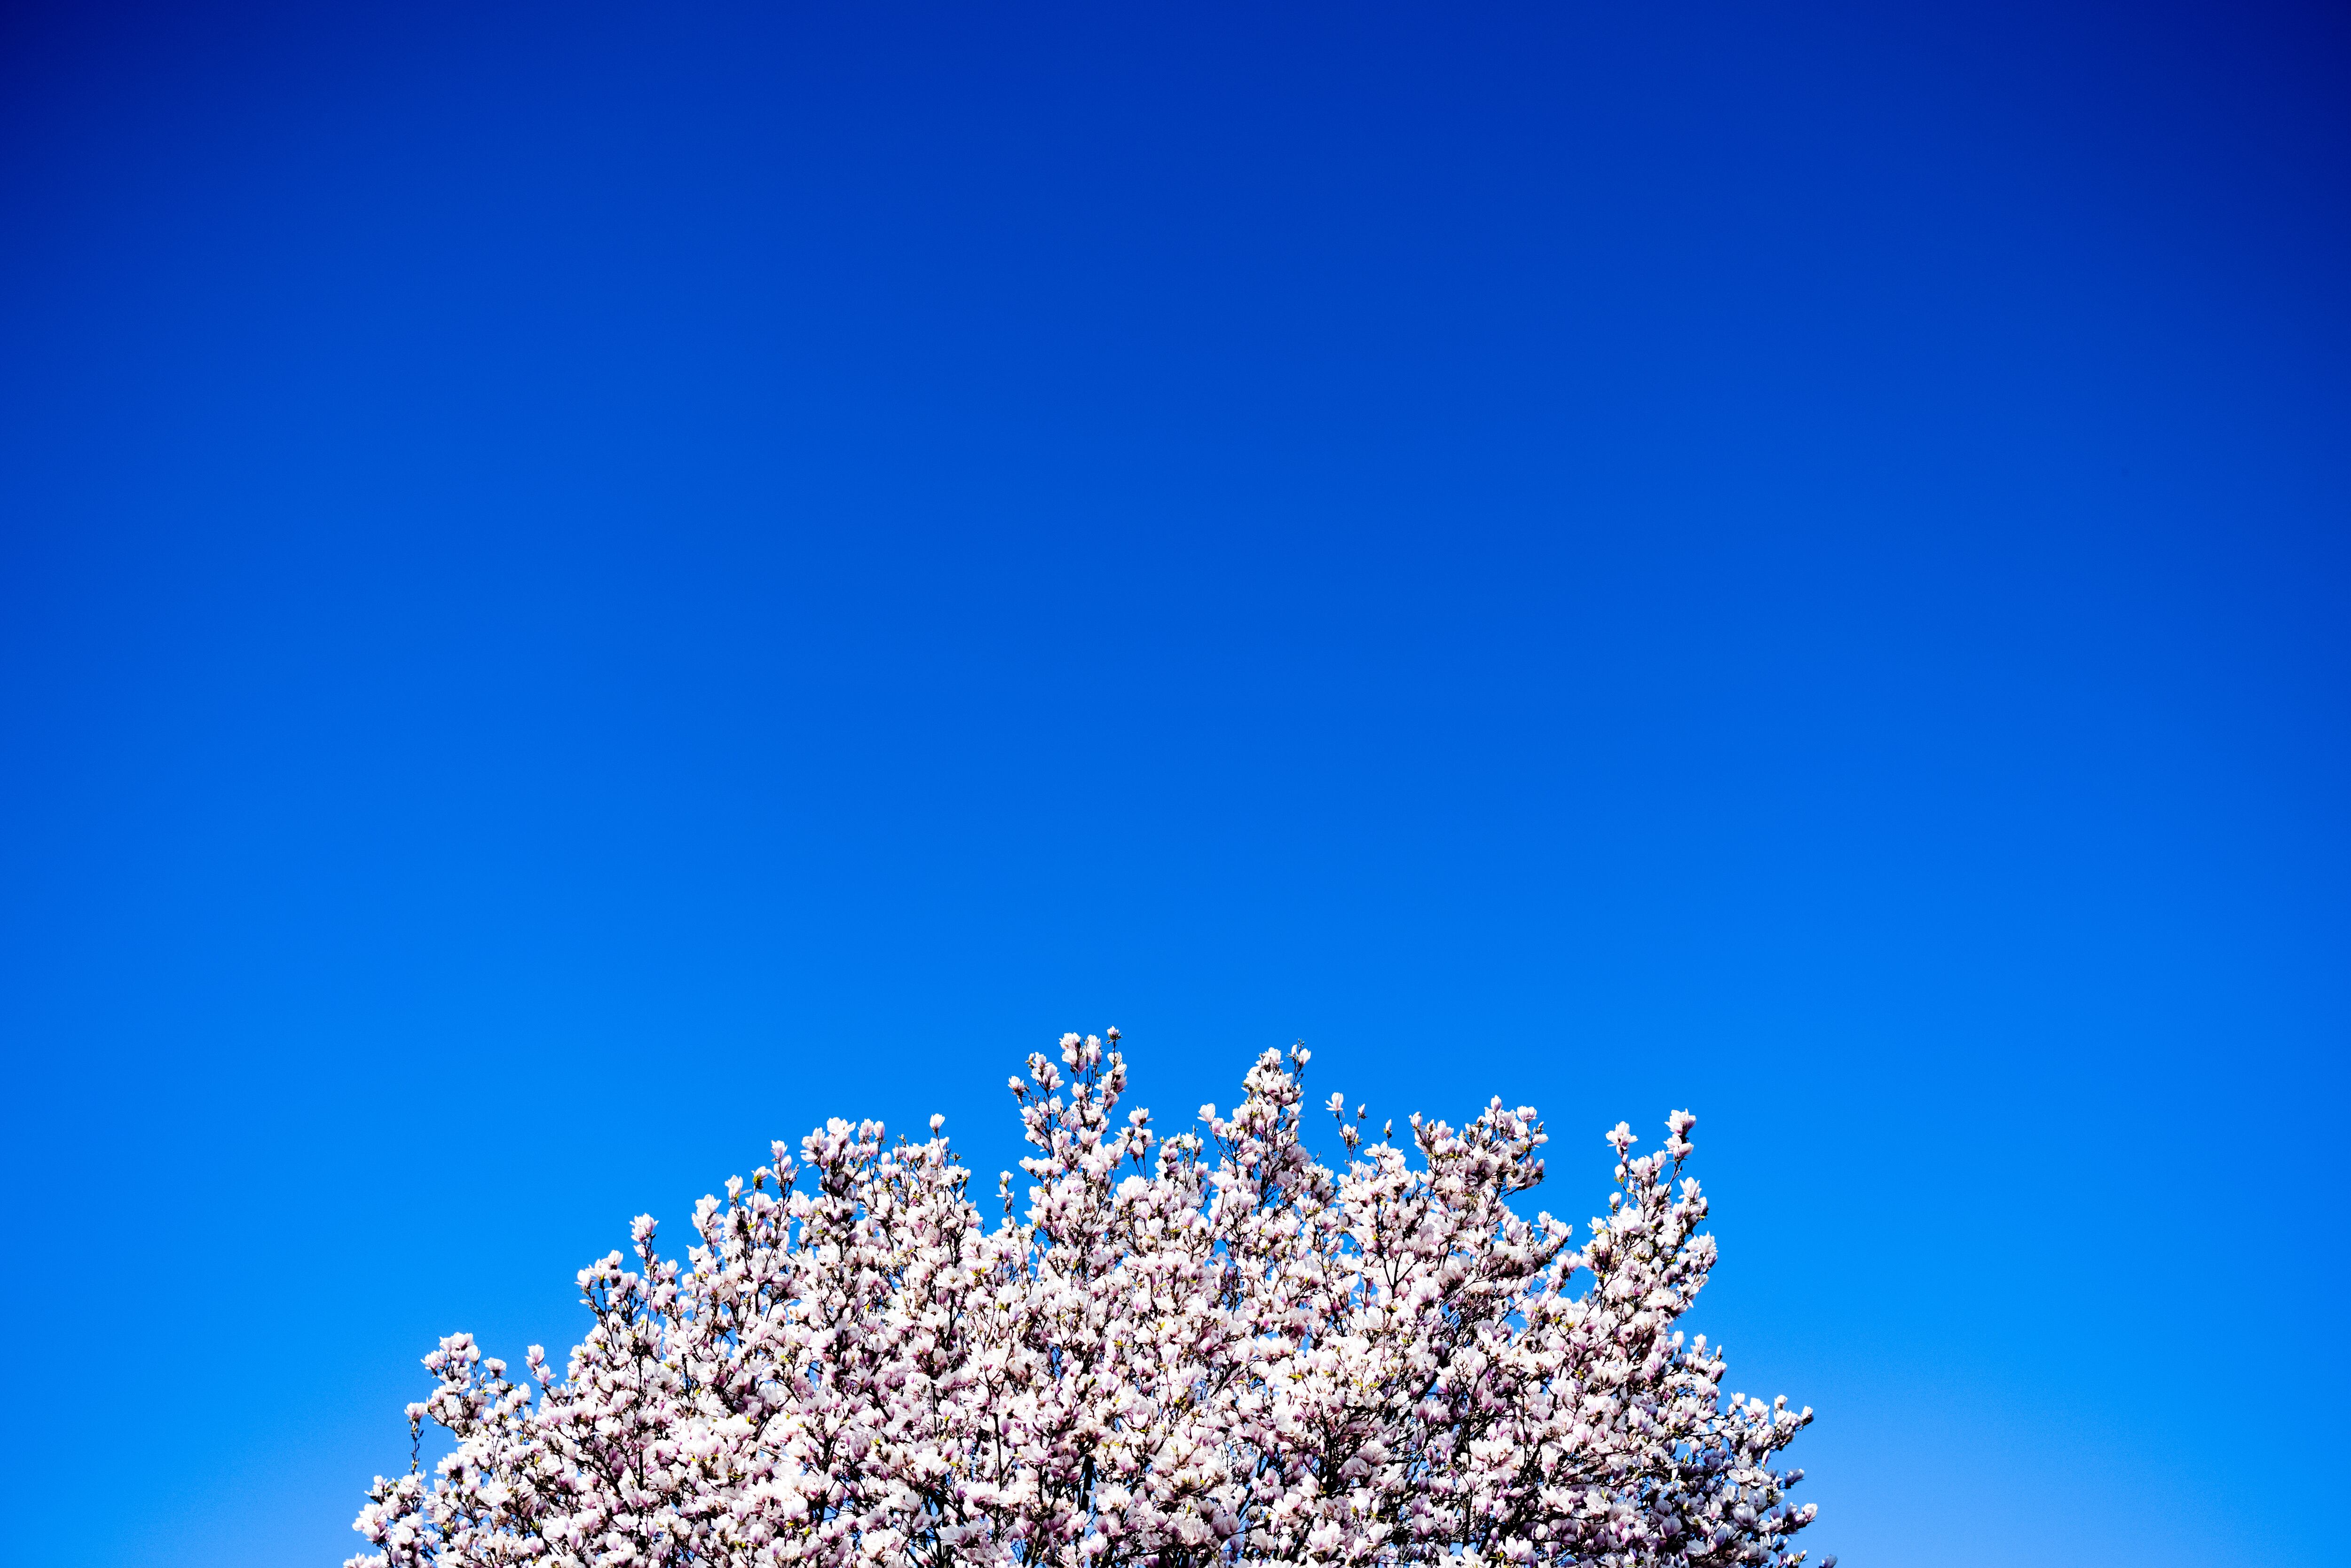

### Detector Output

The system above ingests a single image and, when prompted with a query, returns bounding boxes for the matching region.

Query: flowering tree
[352,1034,1823,1568]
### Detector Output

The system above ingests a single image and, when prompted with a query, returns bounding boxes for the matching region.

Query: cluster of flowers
[352,1033,1822,1568]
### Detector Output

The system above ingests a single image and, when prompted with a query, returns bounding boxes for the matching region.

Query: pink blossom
[351,1042,1820,1568]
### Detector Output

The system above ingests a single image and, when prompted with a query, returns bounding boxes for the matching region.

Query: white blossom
[351,1034,1820,1568]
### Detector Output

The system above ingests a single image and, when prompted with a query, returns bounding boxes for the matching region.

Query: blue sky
[0,2,2345,1564]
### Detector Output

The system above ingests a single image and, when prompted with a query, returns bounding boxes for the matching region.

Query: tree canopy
[353,1034,1820,1568]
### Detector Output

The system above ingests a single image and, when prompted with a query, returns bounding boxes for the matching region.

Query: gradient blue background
[2,2,2346,1563]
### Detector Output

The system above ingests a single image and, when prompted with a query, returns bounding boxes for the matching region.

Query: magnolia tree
[352,1034,1823,1568]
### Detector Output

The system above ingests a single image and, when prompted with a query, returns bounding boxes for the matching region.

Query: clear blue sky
[1,2,2344,1564]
